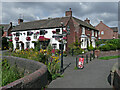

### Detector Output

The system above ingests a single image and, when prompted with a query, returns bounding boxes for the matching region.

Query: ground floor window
[59,44,64,50]
[16,42,19,49]
[26,42,30,49]
[52,43,57,49]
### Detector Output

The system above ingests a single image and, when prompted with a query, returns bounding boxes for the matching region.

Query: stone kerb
[1,56,48,89]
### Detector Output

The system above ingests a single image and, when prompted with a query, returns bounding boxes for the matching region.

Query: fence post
[90,53,92,61]
[86,54,88,63]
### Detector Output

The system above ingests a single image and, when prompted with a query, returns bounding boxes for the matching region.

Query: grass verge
[99,55,120,60]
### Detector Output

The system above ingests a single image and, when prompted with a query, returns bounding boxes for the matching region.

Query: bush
[68,40,84,55]
[98,44,111,51]
[97,39,120,51]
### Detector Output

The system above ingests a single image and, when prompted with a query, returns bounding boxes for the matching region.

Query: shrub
[98,44,111,51]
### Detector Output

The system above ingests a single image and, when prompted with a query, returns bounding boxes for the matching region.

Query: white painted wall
[12,28,66,51]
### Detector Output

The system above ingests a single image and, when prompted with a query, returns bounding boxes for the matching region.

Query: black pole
[90,53,92,61]
[60,23,64,73]
[86,54,88,63]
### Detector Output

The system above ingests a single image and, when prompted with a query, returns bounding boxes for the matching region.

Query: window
[92,30,94,36]
[59,44,64,50]
[16,32,20,36]
[56,29,60,34]
[26,42,30,49]
[40,30,45,35]
[101,31,104,35]
[52,43,57,49]
[82,27,85,34]
[95,31,97,37]
[27,31,32,36]
[33,34,37,39]
[16,42,19,49]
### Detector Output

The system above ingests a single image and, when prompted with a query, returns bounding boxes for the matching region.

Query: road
[48,55,118,88]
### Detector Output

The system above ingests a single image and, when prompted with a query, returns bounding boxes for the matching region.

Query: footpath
[48,55,118,88]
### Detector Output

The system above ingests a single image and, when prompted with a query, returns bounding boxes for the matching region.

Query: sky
[1,2,119,30]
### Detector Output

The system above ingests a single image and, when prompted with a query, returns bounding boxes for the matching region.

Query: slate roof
[110,27,118,32]
[0,24,9,31]
[72,17,97,30]
[12,16,98,31]
[12,17,70,31]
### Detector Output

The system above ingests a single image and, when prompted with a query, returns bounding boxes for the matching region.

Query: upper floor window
[16,32,20,36]
[27,31,33,36]
[92,30,94,36]
[33,34,37,39]
[101,31,104,35]
[82,27,85,34]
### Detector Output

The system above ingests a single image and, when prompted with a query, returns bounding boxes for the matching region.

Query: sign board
[78,58,84,69]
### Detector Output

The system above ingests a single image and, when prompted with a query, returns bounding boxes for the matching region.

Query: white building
[11,8,99,51]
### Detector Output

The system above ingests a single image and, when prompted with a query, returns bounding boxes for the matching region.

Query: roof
[12,17,70,31]
[0,24,9,31]
[110,27,118,32]
[72,17,98,31]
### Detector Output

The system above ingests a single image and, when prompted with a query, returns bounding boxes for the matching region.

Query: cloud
[1,2,118,28]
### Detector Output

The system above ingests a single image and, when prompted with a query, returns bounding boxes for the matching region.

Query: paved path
[48,55,118,88]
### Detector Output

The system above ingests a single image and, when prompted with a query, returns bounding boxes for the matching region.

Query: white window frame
[92,30,94,36]
[82,27,85,34]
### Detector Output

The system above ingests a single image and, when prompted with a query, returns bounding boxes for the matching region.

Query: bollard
[93,49,95,59]
[72,49,74,56]
[76,57,77,68]
[86,54,88,63]
[90,53,92,61]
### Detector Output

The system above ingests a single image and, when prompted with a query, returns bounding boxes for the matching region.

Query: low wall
[1,56,48,89]
[99,50,119,57]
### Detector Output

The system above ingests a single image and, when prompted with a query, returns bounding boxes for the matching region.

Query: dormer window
[82,27,85,34]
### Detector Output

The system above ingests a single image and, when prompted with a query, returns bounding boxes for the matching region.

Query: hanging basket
[26,37,31,41]
[52,30,56,34]
[15,37,19,41]
[9,34,12,36]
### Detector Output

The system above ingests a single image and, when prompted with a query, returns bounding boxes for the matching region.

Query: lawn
[99,55,120,60]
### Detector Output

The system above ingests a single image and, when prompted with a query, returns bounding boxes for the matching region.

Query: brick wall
[1,56,48,89]
[95,21,113,39]
[66,17,76,51]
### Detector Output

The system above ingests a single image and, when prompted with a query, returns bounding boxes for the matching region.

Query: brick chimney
[84,18,90,24]
[65,8,72,17]
[18,19,23,24]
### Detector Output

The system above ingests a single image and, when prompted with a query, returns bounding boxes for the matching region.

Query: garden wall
[1,56,48,89]
[99,50,119,57]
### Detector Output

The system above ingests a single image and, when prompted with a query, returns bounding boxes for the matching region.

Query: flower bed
[11,48,61,80]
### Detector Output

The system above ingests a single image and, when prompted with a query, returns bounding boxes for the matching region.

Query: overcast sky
[1,2,119,28]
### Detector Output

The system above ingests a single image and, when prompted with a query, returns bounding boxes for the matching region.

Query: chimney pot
[65,8,72,17]
[84,18,90,24]
[18,19,23,24]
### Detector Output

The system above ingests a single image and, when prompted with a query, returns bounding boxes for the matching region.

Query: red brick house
[11,8,98,51]
[110,27,118,39]
[95,21,114,39]
[0,22,12,37]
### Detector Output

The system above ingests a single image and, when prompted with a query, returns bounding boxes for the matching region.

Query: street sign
[67,25,70,35]
[78,58,84,69]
